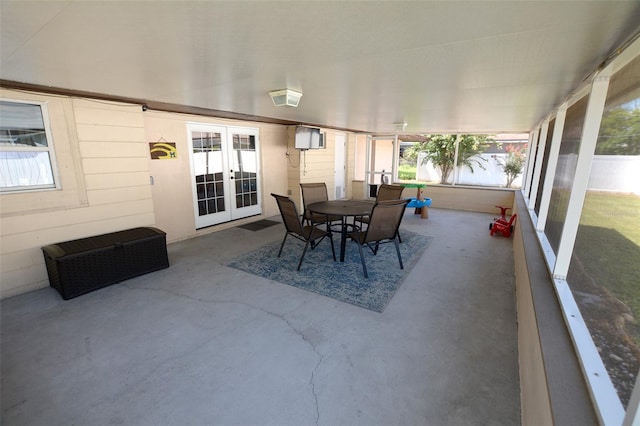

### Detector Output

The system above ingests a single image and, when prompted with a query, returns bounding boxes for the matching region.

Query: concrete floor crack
[310,354,323,425]
[120,283,324,424]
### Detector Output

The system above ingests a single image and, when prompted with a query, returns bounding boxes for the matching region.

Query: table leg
[414,187,423,215]
[340,217,347,262]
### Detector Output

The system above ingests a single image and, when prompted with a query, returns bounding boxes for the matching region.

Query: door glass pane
[196,183,205,199]
[207,199,217,214]
[206,182,214,198]
[232,133,257,209]
[544,97,588,252]
[192,132,225,216]
[233,134,256,150]
[567,55,640,408]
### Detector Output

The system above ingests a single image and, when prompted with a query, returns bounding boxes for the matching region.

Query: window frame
[0,98,61,193]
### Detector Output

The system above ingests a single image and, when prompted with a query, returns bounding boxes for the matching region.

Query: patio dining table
[307,200,374,262]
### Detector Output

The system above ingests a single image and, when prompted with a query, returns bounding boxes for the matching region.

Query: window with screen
[0,100,57,192]
[525,130,540,199]
[534,119,555,216]
[544,97,588,252]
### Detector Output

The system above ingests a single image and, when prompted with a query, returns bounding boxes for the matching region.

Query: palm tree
[405,134,492,184]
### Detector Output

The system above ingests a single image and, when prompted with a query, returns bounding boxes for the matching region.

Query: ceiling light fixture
[269,89,303,107]
[394,122,407,131]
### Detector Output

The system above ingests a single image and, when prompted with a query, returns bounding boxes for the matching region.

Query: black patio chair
[300,182,341,228]
[271,193,336,270]
[349,199,409,278]
[357,183,405,242]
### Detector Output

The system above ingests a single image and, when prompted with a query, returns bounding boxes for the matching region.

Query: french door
[187,123,261,229]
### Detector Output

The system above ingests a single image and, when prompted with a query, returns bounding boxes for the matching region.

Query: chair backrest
[271,193,304,236]
[300,183,329,217]
[376,184,404,201]
[362,199,408,243]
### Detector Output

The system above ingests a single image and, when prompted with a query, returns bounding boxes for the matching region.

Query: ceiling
[1,1,640,135]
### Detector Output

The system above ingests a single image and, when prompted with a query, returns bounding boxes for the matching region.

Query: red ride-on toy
[489,206,517,238]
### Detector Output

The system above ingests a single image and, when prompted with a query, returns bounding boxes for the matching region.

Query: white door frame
[187,123,261,229]
[365,135,399,196]
[334,133,347,199]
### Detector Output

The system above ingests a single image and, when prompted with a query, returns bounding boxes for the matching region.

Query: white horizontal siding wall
[0,94,155,298]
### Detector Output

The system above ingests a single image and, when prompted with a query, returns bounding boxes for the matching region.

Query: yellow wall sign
[149,142,177,159]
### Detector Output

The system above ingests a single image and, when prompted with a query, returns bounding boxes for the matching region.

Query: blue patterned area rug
[227,230,433,312]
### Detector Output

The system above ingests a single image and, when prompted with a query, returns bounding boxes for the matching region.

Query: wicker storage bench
[42,227,169,300]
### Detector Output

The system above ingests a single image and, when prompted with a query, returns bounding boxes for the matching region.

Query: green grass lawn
[398,164,416,181]
[573,191,640,330]
[580,191,640,245]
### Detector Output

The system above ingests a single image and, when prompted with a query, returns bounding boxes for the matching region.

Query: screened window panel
[535,119,555,215]
[544,97,588,252]
[525,131,541,199]
[456,138,527,188]
[566,55,640,408]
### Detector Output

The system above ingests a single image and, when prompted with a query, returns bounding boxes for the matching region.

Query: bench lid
[42,227,165,257]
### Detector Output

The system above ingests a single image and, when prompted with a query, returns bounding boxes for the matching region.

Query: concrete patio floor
[1,208,520,426]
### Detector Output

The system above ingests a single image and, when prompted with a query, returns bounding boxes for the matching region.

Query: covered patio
[2,1,640,424]
[1,208,520,425]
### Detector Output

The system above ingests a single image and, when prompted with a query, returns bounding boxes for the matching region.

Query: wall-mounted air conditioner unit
[295,126,321,150]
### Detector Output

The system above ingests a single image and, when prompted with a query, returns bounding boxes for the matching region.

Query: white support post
[452,134,460,185]
[553,68,611,279]
[522,131,537,197]
[392,134,400,182]
[625,373,640,426]
[365,135,372,195]
[554,278,624,425]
